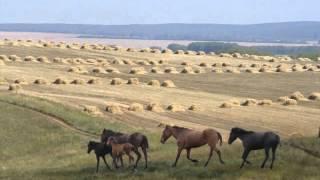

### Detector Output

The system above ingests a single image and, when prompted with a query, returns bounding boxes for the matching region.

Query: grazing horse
[160,125,224,167]
[228,127,280,169]
[87,141,112,172]
[100,129,149,168]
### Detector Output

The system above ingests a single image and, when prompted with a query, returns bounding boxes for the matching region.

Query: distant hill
[0,22,320,43]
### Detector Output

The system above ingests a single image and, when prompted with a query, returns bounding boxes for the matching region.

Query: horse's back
[264,131,280,145]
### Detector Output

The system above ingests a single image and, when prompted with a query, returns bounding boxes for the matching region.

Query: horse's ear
[158,123,165,128]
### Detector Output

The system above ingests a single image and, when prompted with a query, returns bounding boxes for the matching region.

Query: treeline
[167,42,320,59]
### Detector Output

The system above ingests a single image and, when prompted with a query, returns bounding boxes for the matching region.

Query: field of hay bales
[1,39,320,179]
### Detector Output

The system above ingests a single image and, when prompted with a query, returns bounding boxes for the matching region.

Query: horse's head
[228,127,242,144]
[106,136,116,145]
[87,141,95,154]
[160,125,173,144]
[101,129,114,142]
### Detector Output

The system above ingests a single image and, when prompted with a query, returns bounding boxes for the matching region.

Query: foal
[228,127,280,169]
[107,137,135,168]
[87,141,112,172]
[160,125,224,167]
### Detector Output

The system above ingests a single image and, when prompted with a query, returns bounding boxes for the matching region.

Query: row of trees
[167,42,320,60]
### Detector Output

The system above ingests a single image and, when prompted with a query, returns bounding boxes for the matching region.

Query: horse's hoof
[192,160,199,163]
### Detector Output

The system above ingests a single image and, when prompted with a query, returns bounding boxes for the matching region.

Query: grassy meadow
[0,93,319,180]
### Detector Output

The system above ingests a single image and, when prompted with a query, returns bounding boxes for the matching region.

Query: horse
[87,141,112,172]
[100,129,149,168]
[160,125,224,167]
[228,127,280,169]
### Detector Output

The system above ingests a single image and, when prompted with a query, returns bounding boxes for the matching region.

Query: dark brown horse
[228,127,280,169]
[160,125,224,167]
[100,129,149,168]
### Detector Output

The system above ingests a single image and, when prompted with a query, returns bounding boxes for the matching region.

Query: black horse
[228,127,280,169]
[100,129,149,168]
[87,141,112,172]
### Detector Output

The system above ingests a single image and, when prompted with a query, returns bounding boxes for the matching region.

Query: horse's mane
[234,127,255,134]
[172,126,191,132]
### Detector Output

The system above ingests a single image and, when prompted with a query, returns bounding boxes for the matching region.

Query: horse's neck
[171,128,185,140]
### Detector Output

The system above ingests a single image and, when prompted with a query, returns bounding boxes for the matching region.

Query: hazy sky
[0,0,319,25]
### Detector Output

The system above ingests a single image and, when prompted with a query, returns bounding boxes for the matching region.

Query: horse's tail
[217,132,223,146]
[142,135,149,149]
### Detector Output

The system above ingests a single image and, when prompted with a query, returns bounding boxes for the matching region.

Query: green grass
[0,93,320,180]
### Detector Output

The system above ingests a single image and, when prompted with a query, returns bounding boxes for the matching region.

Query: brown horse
[160,125,224,167]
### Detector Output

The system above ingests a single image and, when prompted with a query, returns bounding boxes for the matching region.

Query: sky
[0,0,319,25]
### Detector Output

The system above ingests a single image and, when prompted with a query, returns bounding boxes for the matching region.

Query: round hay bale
[14,78,28,85]
[158,59,168,64]
[181,61,192,66]
[148,80,161,87]
[188,104,201,111]
[0,55,9,61]
[241,99,258,106]
[181,66,194,74]
[238,64,248,68]
[150,67,163,74]
[277,96,290,102]
[71,79,85,85]
[276,67,290,73]
[127,78,140,85]
[146,102,164,112]
[185,51,196,55]
[137,60,150,66]
[197,51,206,56]
[219,53,233,58]
[37,56,50,63]
[212,63,222,67]
[148,60,159,66]
[8,55,22,62]
[87,78,100,85]
[0,60,5,66]
[222,62,231,67]
[175,50,185,55]
[233,53,243,58]
[212,69,223,73]
[250,63,261,68]
[126,48,137,52]
[24,56,37,62]
[220,102,234,108]
[112,59,124,65]
[161,80,176,88]
[92,67,106,74]
[106,67,120,73]
[245,68,259,73]
[34,78,48,85]
[164,67,178,74]
[199,62,208,67]
[151,49,161,54]
[258,99,273,106]
[283,99,298,106]
[308,92,320,100]
[8,84,22,91]
[194,68,206,74]
[122,59,135,65]
[129,67,147,74]
[307,67,318,72]
[140,48,152,53]
[110,78,124,85]
[53,77,68,85]
[128,103,144,112]
[259,67,272,73]
[225,68,240,73]
[289,91,307,101]
[167,104,185,112]
[83,105,102,116]
[292,66,304,72]
[105,104,123,114]
[161,49,173,54]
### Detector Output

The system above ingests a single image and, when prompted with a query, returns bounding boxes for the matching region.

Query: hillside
[0,22,320,43]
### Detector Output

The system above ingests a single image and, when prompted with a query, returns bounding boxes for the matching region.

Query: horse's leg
[186,148,198,163]
[102,155,111,170]
[142,147,148,169]
[204,147,213,167]
[112,155,119,169]
[133,147,141,168]
[120,155,124,168]
[261,147,270,168]
[270,145,277,169]
[240,148,251,169]
[172,147,183,167]
[214,148,225,164]
[96,155,100,173]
